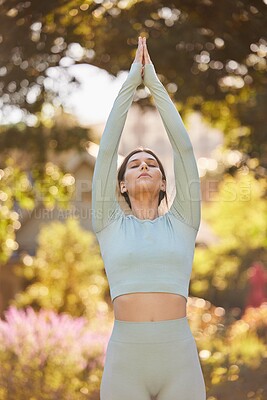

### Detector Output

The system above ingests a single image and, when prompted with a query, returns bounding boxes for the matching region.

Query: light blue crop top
[91,62,201,302]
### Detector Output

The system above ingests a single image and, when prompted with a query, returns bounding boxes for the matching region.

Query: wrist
[127,62,142,86]
[143,63,160,87]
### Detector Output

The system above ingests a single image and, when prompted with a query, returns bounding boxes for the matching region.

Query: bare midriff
[113,292,187,322]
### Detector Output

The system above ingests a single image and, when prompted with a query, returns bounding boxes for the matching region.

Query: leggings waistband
[110,316,193,343]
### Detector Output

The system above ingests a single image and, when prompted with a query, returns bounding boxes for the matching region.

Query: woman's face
[120,151,166,200]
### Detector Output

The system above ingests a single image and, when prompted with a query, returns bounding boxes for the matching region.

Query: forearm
[92,62,142,233]
[98,62,143,153]
[143,64,193,152]
[143,63,201,230]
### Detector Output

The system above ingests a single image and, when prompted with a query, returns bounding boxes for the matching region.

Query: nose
[140,162,148,170]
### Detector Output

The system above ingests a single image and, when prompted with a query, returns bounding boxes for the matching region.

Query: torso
[113,292,187,322]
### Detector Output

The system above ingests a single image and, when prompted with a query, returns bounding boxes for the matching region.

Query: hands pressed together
[133,36,153,79]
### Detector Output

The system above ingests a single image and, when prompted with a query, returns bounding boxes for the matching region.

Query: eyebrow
[128,157,157,164]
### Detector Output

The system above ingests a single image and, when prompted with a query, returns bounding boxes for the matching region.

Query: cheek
[124,170,136,183]
[154,170,163,180]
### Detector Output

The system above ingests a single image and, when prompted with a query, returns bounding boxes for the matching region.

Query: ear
[120,181,127,194]
[160,179,166,192]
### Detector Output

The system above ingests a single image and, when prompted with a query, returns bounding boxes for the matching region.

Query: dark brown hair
[117,147,168,210]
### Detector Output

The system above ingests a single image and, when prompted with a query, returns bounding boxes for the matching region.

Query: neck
[130,197,159,220]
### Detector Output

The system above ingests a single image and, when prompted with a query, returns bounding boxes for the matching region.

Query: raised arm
[91,42,143,233]
[143,39,201,231]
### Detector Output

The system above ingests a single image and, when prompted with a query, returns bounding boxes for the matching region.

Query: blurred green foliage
[0,115,93,168]
[0,1,266,167]
[192,171,267,308]
[13,219,109,320]
[187,298,267,399]
[0,160,75,264]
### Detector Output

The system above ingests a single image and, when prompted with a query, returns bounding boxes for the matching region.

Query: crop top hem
[110,281,189,303]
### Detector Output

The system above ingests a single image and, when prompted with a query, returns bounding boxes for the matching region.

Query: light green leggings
[100,316,206,400]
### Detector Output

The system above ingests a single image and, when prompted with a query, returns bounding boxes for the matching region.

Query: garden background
[0,1,266,399]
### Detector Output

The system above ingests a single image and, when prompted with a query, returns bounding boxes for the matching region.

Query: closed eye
[130,164,156,168]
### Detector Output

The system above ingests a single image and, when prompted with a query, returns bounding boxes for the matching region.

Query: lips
[138,173,151,178]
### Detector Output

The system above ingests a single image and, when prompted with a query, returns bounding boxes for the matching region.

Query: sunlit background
[0,1,266,399]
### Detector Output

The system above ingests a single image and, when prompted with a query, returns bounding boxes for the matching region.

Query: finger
[140,37,145,64]
[142,38,148,55]
[136,37,141,53]
[143,38,150,63]
[138,38,143,62]
[143,40,152,64]
[134,36,143,62]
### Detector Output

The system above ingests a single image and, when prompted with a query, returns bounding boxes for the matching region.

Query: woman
[92,36,206,400]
